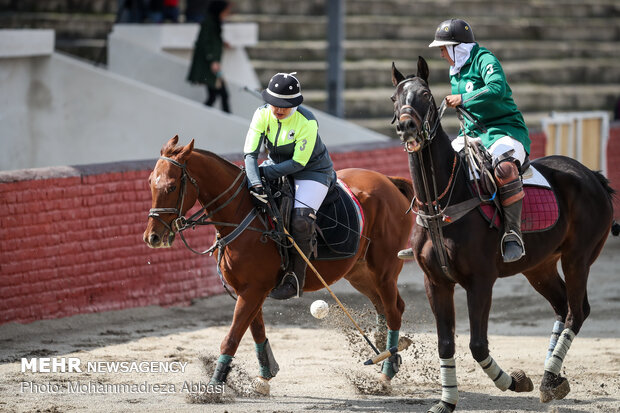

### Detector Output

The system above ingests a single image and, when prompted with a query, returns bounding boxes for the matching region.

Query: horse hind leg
[539,247,597,403]
[522,257,568,361]
[345,264,406,381]
[249,308,279,395]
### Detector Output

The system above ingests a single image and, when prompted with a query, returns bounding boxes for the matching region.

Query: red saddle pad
[480,186,559,232]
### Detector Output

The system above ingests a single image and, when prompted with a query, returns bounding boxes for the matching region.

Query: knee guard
[494,159,524,206]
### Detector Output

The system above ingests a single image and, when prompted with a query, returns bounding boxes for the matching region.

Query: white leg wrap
[479,355,512,391]
[546,320,565,361]
[439,357,458,405]
[544,328,576,375]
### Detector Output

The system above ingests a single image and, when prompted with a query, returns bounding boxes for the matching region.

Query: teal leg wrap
[381,330,400,378]
[209,354,233,385]
[255,339,279,379]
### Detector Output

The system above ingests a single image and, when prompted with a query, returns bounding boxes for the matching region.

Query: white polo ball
[310,300,329,319]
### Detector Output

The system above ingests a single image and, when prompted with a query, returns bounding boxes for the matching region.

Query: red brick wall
[0,130,617,325]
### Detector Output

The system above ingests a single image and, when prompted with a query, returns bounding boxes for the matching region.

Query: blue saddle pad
[315,180,364,261]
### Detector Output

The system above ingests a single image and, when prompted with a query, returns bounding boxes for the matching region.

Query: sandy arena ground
[1,235,618,413]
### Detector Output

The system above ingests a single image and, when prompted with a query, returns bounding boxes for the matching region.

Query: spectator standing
[187,0,232,112]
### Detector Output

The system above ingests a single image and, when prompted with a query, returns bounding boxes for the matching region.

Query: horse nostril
[149,233,160,245]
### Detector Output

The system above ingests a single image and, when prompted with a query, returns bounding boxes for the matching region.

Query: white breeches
[294,179,329,211]
[452,135,526,164]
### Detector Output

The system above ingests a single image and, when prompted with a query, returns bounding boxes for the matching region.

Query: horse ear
[391,62,405,86]
[161,135,180,155]
[417,56,430,83]
[178,139,195,162]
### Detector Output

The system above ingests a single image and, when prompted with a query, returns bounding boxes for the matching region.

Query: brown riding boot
[269,208,316,300]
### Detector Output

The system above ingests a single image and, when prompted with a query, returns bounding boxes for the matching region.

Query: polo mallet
[363,337,412,366]
[280,226,381,356]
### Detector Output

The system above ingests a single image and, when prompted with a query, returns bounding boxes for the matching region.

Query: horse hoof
[252,376,270,396]
[540,374,570,403]
[378,374,392,392]
[510,369,533,392]
[427,401,455,413]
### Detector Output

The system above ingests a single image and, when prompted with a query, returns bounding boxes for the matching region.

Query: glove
[249,185,269,211]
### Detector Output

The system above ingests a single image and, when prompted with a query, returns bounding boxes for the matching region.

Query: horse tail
[388,176,414,201]
[591,170,619,237]
[592,170,616,199]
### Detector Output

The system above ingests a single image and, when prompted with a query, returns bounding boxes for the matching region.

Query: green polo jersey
[451,44,531,153]
[243,105,334,187]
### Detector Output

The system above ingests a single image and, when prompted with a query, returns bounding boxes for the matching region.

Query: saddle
[463,140,559,233]
[266,176,364,263]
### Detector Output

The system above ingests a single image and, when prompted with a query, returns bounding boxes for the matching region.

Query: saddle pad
[315,179,365,260]
[480,186,559,233]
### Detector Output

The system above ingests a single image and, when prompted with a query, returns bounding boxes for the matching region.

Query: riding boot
[269,208,316,300]
[501,199,525,262]
[495,158,525,263]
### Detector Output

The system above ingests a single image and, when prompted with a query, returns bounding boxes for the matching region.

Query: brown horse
[391,58,615,413]
[143,136,414,392]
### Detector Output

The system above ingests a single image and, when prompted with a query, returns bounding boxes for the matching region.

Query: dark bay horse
[143,136,414,392]
[391,58,615,412]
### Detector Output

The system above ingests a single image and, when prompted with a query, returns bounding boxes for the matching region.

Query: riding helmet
[261,72,303,108]
[428,19,475,47]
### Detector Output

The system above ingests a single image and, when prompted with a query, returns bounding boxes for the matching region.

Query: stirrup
[268,272,301,300]
[501,230,525,262]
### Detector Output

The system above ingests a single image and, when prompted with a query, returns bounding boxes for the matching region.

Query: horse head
[391,57,442,153]
[143,135,199,248]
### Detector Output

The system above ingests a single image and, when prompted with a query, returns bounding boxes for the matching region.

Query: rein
[147,155,288,300]
[394,85,458,281]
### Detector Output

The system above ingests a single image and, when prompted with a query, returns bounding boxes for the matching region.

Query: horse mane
[161,140,241,173]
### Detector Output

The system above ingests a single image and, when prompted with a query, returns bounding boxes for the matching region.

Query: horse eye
[167,185,177,194]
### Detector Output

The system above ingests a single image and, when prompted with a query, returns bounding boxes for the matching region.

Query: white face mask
[449,43,476,75]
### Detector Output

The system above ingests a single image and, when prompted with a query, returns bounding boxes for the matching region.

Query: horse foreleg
[425,277,458,413]
[250,308,280,379]
[466,283,533,394]
[210,291,266,385]
[248,308,279,395]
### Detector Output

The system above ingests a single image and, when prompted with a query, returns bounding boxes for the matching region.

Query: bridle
[393,78,457,281]
[148,156,246,238]
[393,78,446,153]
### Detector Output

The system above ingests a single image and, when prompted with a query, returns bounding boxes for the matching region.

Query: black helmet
[428,19,475,47]
[261,72,303,108]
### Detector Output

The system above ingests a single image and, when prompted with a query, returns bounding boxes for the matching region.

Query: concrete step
[343,0,619,19]
[351,111,556,138]
[232,0,618,19]
[300,84,620,120]
[0,0,116,13]
[252,58,620,90]
[0,12,115,39]
[230,14,619,42]
[247,39,620,62]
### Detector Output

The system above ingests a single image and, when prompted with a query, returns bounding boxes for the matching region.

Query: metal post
[327,0,345,118]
